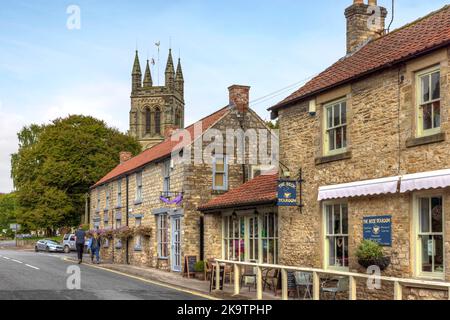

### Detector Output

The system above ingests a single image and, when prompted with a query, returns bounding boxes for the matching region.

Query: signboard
[363,215,392,246]
[277,180,297,206]
[183,255,197,279]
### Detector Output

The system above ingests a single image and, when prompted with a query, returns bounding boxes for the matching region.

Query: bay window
[222,212,278,264]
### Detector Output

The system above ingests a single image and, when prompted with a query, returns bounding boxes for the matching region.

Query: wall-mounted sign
[277,180,297,206]
[363,215,392,246]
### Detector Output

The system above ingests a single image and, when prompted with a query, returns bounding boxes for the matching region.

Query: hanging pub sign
[277,180,298,206]
[363,215,392,246]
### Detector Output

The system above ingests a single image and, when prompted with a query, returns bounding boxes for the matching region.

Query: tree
[0,193,18,238]
[11,115,141,233]
[265,119,279,130]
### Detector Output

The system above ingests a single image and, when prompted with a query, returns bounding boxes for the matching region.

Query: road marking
[3,257,10,260]
[11,259,23,264]
[25,264,40,270]
[62,257,218,300]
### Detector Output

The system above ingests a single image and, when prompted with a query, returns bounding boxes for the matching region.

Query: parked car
[35,240,64,253]
[62,233,90,254]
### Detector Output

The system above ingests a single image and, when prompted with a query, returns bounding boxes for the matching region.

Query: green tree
[265,119,279,130]
[11,115,141,233]
[0,193,18,238]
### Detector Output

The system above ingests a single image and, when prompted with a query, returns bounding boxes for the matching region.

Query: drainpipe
[84,193,90,225]
[126,175,130,265]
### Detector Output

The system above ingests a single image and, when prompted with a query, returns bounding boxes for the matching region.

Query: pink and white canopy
[318,176,400,201]
[400,169,450,193]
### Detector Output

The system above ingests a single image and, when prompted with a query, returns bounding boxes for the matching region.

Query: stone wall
[277,47,450,299]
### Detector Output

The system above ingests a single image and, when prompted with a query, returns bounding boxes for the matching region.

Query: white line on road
[3,257,10,260]
[25,264,40,270]
[11,259,23,264]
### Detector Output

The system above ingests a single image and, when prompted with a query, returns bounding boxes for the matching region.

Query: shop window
[213,155,228,191]
[222,213,278,264]
[324,203,349,270]
[135,171,143,203]
[323,100,347,156]
[416,195,444,278]
[157,214,168,258]
[416,67,441,137]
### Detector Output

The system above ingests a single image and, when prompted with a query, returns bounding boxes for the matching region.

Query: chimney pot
[228,85,250,114]
[120,151,133,164]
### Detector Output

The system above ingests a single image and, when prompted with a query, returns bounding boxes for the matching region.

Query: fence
[214,259,450,300]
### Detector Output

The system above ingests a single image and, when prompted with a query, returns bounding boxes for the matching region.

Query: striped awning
[318,176,400,201]
[400,169,450,193]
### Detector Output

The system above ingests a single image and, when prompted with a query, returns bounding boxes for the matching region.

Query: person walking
[90,232,101,264]
[74,225,86,264]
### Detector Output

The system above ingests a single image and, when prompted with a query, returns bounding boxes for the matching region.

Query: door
[171,217,182,272]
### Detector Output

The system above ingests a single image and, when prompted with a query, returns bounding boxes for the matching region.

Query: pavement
[0,249,209,300]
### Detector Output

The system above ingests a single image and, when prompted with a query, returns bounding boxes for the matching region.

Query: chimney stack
[120,151,133,164]
[228,85,250,114]
[345,0,387,54]
[164,125,179,139]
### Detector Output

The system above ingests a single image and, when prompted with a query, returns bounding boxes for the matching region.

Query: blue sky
[0,0,448,192]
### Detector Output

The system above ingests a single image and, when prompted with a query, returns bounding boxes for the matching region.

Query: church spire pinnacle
[175,58,184,96]
[143,60,153,87]
[132,50,142,91]
[165,49,175,88]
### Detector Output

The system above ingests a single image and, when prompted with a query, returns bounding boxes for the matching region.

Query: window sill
[315,151,352,165]
[158,257,169,261]
[134,247,142,252]
[115,245,122,249]
[406,132,445,148]
[212,189,228,195]
[134,200,143,206]
[115,205,122,210]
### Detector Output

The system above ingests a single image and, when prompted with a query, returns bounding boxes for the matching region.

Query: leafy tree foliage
[0,193,17,237]
[11,115,141,232]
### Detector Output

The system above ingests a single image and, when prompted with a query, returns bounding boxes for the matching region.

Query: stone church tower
[129,49,185,149]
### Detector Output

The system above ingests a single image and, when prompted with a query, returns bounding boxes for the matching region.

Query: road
[0,249,205,300]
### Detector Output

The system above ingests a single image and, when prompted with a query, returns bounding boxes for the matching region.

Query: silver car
[35,240,64,253]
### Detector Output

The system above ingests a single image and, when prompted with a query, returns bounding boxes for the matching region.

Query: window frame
[105,184,110,210]
[163,160,171,193]
[157,214,169,259]
[413,192,445,280]
[117,179,122,208]
[322,201,349,271]
[213,155,228,191]
[416,66,441,138]
[135,171,143,203]
[323,99,348,156]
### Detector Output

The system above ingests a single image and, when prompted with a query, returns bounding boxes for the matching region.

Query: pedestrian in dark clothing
[75,226,86,264]
[90,233,101,264]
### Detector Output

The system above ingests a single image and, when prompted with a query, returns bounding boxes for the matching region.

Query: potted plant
[356,240,391,270]
[194,261,205,280]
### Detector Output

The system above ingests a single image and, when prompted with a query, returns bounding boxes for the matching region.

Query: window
[324,203,349,269]
[145,107,151,134]
[157,215,168,258]
[116,219,122,229]
[175,109,182,127]
[417,67,441,136]
[135,171,143,203]
[117,179,122,208]
[222,213,278,264]
[155,108,161,135]
[416,195,444,278]
[213,155,228,191]
[163,160,171,193]
[105,185,110,210]
[135,218,142,250]
[324,100,347,155]
[96,189,100,213]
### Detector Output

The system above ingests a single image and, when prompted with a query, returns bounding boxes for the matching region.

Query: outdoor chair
[205,259,215,281]
[294,272,313,300]
[240,265,257,291]
[262,268,279,295]
[320,276,349,300]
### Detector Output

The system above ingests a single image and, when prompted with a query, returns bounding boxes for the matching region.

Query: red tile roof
[198,173,278,211]
[270,5,450,111]
[93,106,230,188]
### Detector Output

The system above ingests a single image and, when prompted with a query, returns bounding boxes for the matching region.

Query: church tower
[129,49,185,149]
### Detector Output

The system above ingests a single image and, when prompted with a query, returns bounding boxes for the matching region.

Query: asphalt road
[0,249,205,300]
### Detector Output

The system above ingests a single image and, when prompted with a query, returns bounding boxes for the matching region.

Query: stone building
[90,84,275,273]
[268,1,450,299]
[130,49,184,150]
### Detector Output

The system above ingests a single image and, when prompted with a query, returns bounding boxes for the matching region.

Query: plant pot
[358,256,391,271]
[195,272,205,281]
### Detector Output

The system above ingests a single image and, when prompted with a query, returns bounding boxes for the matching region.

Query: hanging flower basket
[114,226,135,240]
[358,256,391,271]
[356,240,391,271]
[98,229,114,240]
[135,226,152,238]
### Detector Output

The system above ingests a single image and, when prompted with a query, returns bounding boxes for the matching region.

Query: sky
[0,0,448,193]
